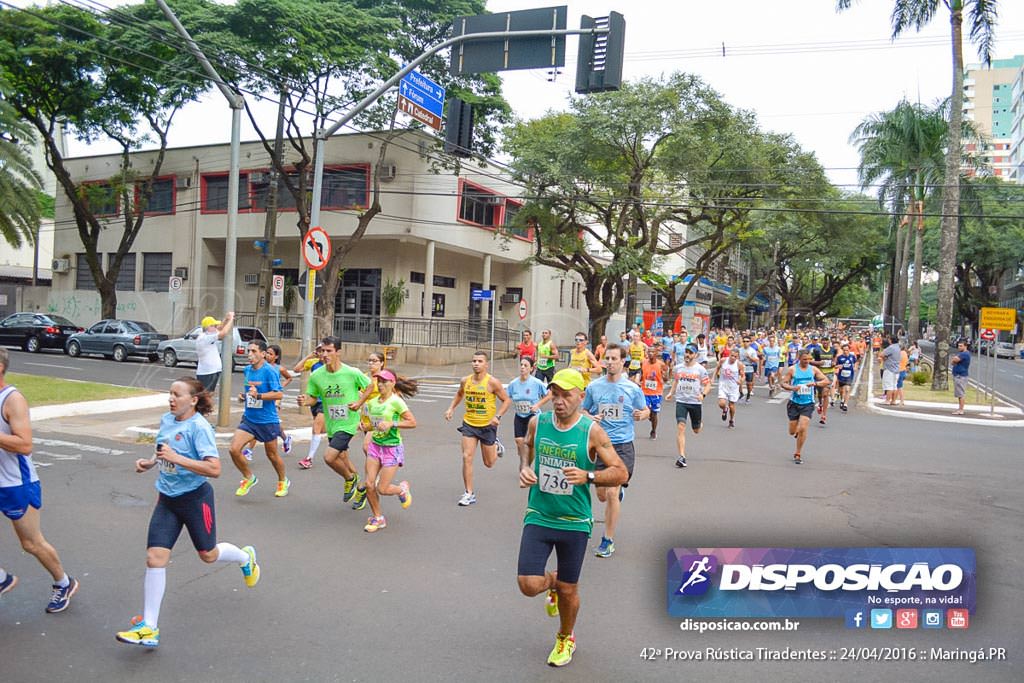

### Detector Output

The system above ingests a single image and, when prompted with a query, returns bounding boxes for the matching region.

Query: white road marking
[32,450,82,461]
[35,438,126,456]
[24,362,82,371]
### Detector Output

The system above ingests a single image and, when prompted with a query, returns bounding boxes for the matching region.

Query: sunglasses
[575,338,586,342]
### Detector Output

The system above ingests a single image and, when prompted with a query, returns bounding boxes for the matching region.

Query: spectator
[878,334,901,406]
[950,339,971,416]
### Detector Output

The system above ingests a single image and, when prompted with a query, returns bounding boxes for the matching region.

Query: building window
[201,173,250,212]
[81,182,119,216]
[559,280,564,308]
[137,177,175,215]
[651,292,664,309]
[107,253,136,291]
[409,271,425,284]
[458,181,502,227]
[75,253,93,290]
[142,252,172,291]
[502,201,532,240]
[322,165,369,209]
[410,271,455,288]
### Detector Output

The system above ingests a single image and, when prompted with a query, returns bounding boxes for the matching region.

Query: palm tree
[0,81,41,248]
[850,100,949,342]
[838,0,999,389]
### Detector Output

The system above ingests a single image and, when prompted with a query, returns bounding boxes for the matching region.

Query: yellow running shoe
[545,589,559,617]
[240,546,260,587]
[235,475,258,497]
[274,478,291,497]
[342,473,360,502]
[547,632,575,667]
[115,618,160,648]
[363,515,387,533]
[398,480,412,509]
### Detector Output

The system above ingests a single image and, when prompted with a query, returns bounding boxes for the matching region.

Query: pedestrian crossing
[32,437,128,467]
[407,382,460,404]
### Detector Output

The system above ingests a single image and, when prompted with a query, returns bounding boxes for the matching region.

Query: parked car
[0,312,83,353]
[981,341,1018,359]
[157,326,268,371]
[65,319,168,362]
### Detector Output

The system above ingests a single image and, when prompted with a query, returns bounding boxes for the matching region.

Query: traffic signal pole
[301,25,610,353]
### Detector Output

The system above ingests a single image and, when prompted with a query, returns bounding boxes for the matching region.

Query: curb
[30,393,167,422]
[125,425,315,443]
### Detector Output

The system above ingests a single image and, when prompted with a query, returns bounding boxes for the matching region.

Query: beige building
[36,129,587,355]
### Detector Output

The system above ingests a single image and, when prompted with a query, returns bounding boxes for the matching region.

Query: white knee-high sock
[215,542,248,565]
[144,567,166,629]
[307,433,323,461]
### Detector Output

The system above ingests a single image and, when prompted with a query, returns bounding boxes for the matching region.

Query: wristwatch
[587,471,596,484]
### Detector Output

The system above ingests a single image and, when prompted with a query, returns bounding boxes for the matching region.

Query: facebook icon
[845,609,866,629]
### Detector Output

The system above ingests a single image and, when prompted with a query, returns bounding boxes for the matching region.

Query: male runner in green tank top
[516,369,627,667]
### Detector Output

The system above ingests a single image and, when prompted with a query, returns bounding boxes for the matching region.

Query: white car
[157,326,268,371]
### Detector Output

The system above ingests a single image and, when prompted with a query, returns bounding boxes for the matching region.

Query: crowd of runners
[2,318,909,667]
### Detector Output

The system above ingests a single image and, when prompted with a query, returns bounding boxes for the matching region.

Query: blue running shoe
[45,577,79,613]
[594,537,615,558]
[0,572,17,597]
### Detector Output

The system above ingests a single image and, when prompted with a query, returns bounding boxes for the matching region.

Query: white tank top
[0,385,38,488]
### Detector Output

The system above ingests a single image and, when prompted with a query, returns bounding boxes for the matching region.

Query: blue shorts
[644,394,662,413]
[238,419,282,444]
[897,370,907,388]
[661,352,671,363]
[0,480,42,521]
[765,365,778,376]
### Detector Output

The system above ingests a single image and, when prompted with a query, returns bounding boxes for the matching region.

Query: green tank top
[524,412,596,535]
[537,340,555,369]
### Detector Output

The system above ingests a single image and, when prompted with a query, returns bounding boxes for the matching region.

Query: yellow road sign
[979,307,1016,331]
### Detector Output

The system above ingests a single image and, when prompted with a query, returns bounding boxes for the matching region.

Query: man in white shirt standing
[196,312,234,393]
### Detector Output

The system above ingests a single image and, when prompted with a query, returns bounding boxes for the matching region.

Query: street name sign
[471,289,494,301]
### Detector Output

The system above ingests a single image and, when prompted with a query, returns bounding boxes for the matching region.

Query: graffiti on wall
[46,294,137,320]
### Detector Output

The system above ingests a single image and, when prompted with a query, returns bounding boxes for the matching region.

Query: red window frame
[501,198,533,242]
[133,175,177,216]
[200,172,252,215]
[79,179,121,217]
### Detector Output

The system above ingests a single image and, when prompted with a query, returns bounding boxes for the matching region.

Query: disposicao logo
[666,548,975,619]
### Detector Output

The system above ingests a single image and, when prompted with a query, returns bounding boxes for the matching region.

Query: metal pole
[301,136,327,353]
[218,107,241,426]
[990,340,996,416]
[490,304,495,362]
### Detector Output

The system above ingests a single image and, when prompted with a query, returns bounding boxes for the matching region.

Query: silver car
[157,326,268,371]
[65,319,168,362]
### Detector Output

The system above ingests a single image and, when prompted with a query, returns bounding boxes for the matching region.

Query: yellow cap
[550,368,586,391]
[201,316,221,329]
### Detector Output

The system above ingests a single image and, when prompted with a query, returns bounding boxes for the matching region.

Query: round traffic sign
[168,276,183,292]
[980,328,996,341]
[272,274,285,292]
[518,298,528,320]
[302,226,331,271]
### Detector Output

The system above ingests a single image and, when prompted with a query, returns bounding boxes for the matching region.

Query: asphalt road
[918,340,1023,405]
[2,386,1021,682]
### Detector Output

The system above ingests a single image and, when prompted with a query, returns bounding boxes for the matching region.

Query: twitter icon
[870,609,893,629]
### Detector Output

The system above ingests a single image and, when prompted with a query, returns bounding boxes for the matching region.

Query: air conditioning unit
[51,258,71,273]
[377,163,397,182]
[250,172,269,184]
[174,266,188,281]
[243,273,259,286]
[175,175,191,190]
[483,195,504,205]
[500,292,521,304]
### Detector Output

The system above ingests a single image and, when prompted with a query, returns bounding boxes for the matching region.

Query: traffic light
[444,97,474,158]
[575,12,625,94]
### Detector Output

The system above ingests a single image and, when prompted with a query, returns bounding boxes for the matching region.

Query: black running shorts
[147,482,217,553]
[517,523,589,584]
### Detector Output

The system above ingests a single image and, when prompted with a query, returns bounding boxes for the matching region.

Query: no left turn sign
[303,226,331,271]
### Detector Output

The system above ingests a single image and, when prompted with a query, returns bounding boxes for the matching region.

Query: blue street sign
[399,70,445,119]
[471,289,494,301]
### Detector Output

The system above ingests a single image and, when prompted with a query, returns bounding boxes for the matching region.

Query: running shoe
[793,453,802,465]
[841,403,848,412]
[342,474,360,502]
[649,430,657,440]
[0,573,18,597]
[398,480,412,509]
[115,619,160,648]
[364,515,387,533]
[274,478,291,497]
[495,439,505,458]
[298,456,313,469]
[350,486,368,510]
[547,633,576,667]
[241,447,253,461]
[240,546,260,587]
[545,589,559,617]
[728,420,735,429]
[745,396,751,404]
[618,486,625,502]
[721,408,727,421]
[594,537,615,558]
[819,417,826,425]
[675,456,688,468]
[458,491,477,506]
[45,577,79,613]
[235,474,258,497]
[282,434,293,455]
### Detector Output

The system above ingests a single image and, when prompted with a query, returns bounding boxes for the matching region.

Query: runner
[228,341,289,498]
[534,330,558,385]
[785,335,802,367]
[780,349,831,464]
[812,336,837,424]
[296,336,370,507]
[292,345,327,469]
[115,377,259,648]
[516,369,627,667]
[517,329,537,363]
[581,345,648,558]
[694,333,710,368]
[507,358,550,463]
[638,345,667,439]
[349,351,386,469]
[0,348,79,613]
[834,342,858,412]
[239,344,293,461]
[738,337,760,403]
[568,332,601,386]
[194,312,234,393]
[665,343,711,468]
[762,336,782,397]
[358,369,418,533]
[627,332,646,381]
[593,335,609,370]
[714,344,742,428]
[444,351,511,506]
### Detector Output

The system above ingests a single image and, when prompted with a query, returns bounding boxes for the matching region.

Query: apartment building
[963,55,1023,180]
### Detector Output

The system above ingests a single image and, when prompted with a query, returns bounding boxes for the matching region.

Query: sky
[33,0,1024,189]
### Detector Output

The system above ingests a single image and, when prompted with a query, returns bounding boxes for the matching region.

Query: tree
[838,0,1000,389]
[850,100,949,341]
[0,3,207,318]
[505,73,819,340]
[0,78,41,248]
